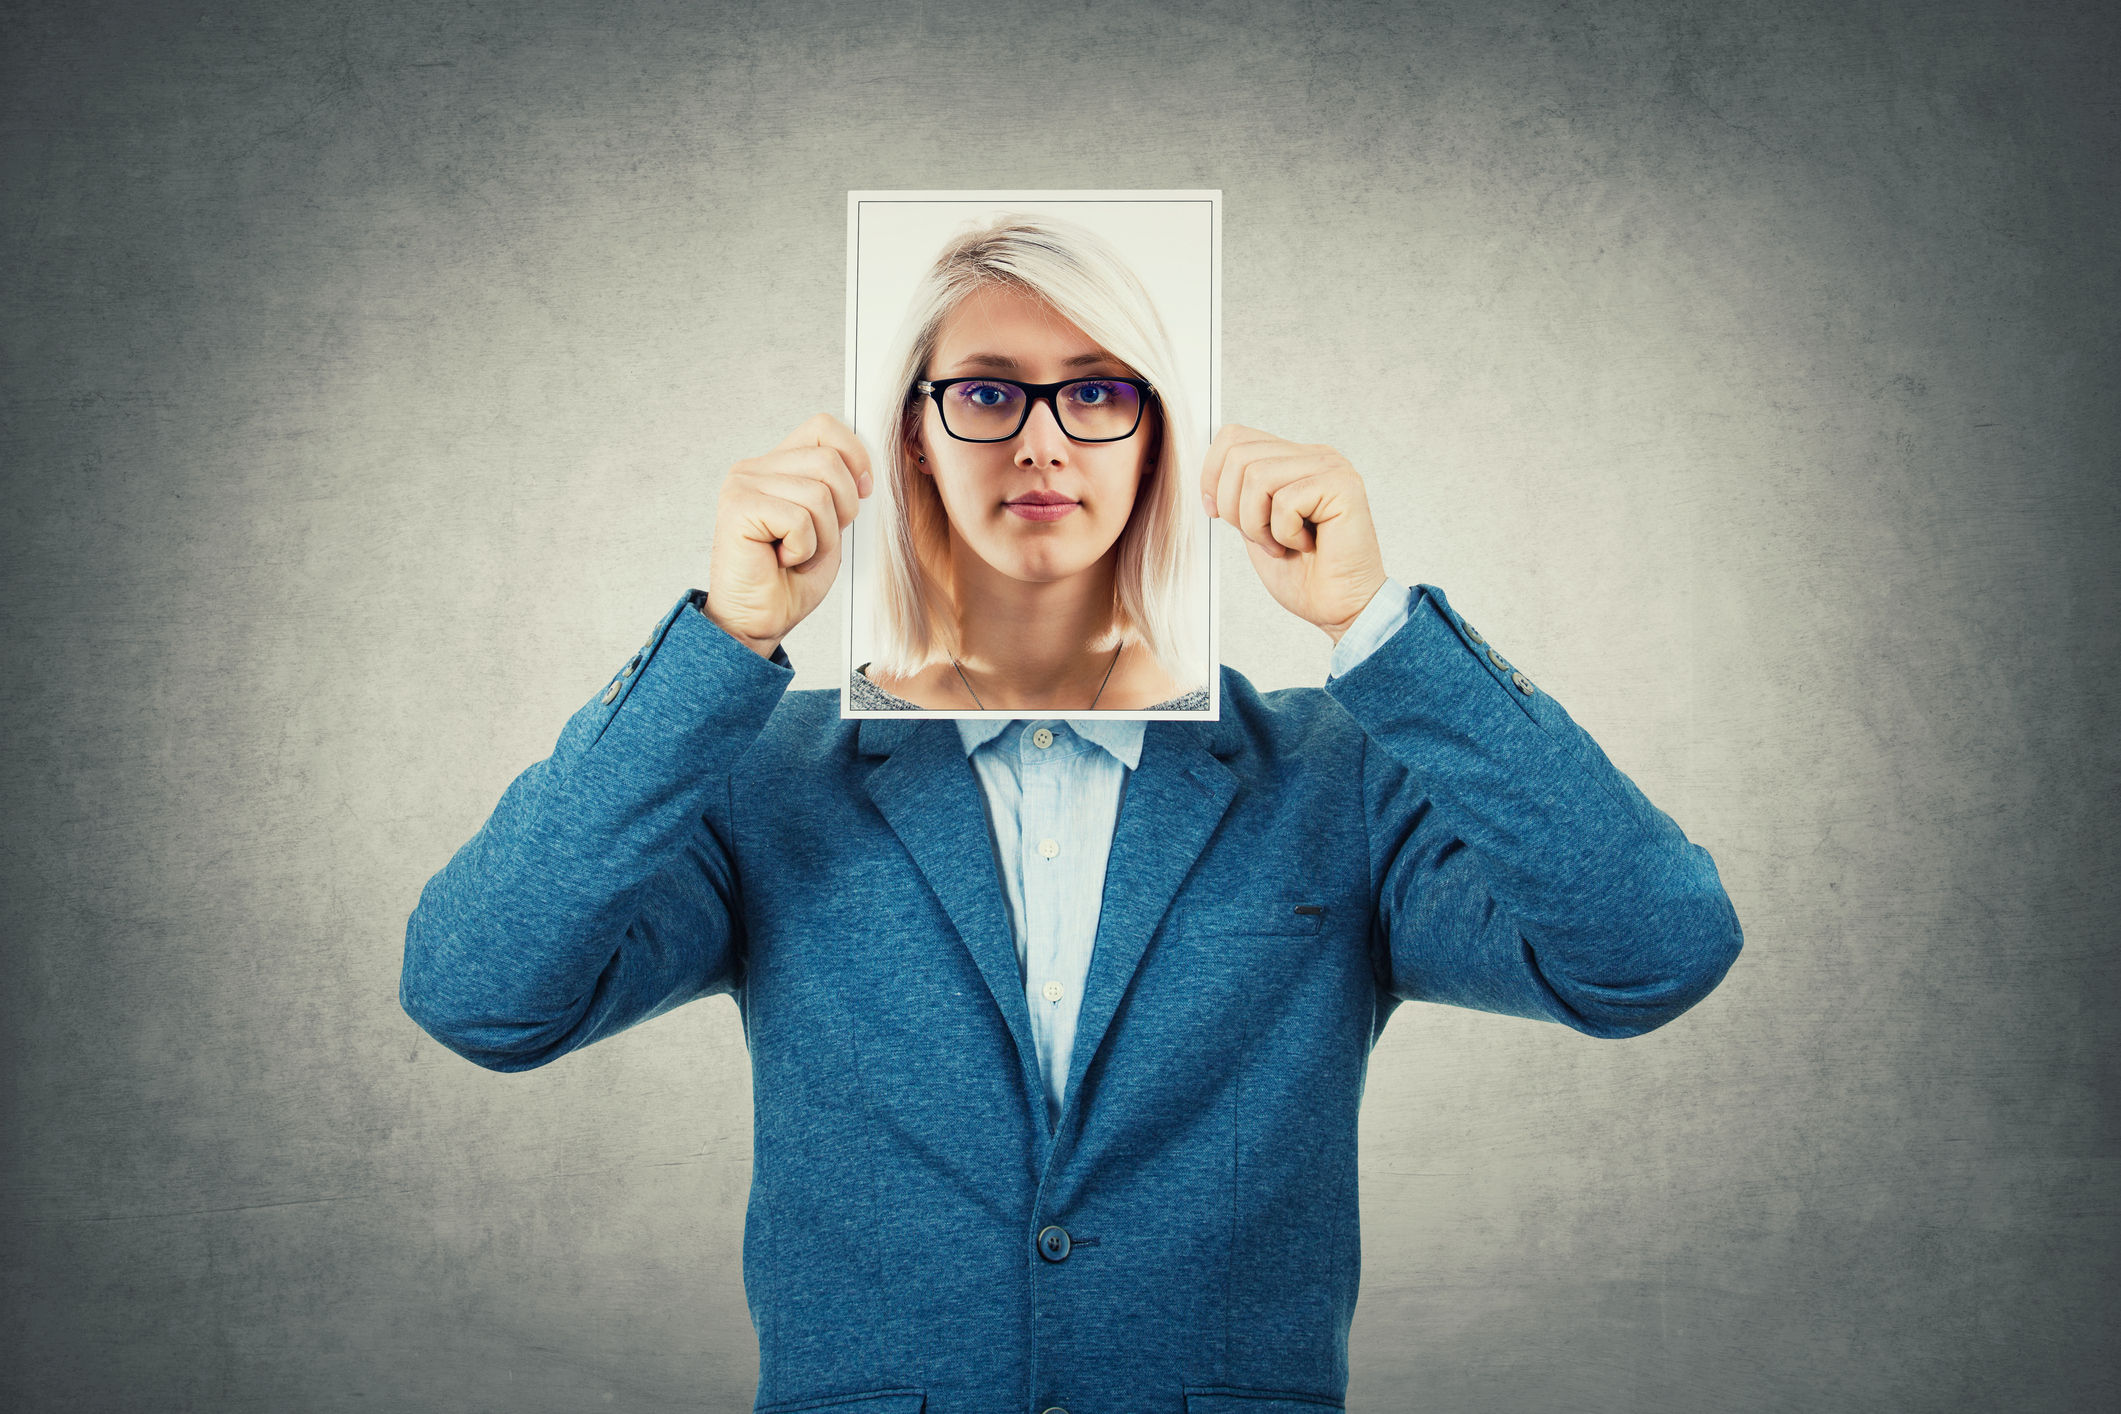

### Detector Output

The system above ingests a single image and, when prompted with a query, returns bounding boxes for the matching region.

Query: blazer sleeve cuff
[1326,577,1414,681]
[552,589,794,765]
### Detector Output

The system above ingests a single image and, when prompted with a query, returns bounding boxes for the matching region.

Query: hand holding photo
[1198,422,1391,644]
[842,191,1220,718]
[702,414,872,659]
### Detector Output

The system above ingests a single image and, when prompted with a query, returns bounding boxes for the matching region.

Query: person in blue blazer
[402,218,1744,1414]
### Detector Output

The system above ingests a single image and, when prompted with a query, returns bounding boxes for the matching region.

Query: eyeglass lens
[939,380,1143,442]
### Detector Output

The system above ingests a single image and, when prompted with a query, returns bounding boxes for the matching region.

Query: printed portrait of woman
[841,200,1215,716]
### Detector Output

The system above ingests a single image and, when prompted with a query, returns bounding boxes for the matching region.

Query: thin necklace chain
[952,642,1124,712]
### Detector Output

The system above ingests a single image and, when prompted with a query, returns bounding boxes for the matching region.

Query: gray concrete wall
[3,1,2114,1409]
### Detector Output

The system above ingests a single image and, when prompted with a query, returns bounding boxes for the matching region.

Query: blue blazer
[401,585,1742,1414]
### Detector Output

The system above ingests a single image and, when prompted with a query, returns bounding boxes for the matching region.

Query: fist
[707,414,872,655]
[1199,424,1389,640]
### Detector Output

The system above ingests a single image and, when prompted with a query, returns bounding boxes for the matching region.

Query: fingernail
[1201,493,1217,517]
[859,473,873,496]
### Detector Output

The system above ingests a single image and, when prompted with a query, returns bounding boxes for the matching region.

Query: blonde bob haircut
[866,214,1200,686]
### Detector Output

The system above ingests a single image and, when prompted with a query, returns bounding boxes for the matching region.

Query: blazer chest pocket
[1179,900,1327,939]
[1185,1388,1343,1413]
[754,1391,924,1414]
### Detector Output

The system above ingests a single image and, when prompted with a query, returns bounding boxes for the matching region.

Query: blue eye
[955,381,1014,408]
[1068,379,1136,407]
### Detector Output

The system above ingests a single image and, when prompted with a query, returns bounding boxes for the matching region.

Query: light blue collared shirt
[954,579,1413,1125]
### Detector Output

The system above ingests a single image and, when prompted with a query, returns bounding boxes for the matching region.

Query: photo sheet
[841,190,1221,720]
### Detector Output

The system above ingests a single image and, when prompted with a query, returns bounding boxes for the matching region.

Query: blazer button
[1037,1225,1072,1262]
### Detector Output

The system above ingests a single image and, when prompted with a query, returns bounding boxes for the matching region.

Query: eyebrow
[950,351,1129,373]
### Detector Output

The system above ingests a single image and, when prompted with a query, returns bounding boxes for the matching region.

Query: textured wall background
[3,1,2114,1410]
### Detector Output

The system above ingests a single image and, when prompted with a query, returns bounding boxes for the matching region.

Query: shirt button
[600,680,621,704]
[1463,622,1485,644]
[1037,1225,1072,1262]
[1038,838,1060,860]
[1041,1408,1070,1414]
[1042,980,1065,1003]
[1486,646,1511,672]
[1032,727,1055,749]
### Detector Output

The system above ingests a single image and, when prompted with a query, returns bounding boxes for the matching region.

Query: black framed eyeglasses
[915,376,1157,444]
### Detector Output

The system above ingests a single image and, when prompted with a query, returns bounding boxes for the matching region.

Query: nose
[1014,397,1070,467]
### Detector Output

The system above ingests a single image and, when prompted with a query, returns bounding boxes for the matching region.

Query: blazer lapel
[860,718,1047,1116]
[1058,718,1240,1127]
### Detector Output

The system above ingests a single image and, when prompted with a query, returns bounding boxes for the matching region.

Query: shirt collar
[954,716,1146,770]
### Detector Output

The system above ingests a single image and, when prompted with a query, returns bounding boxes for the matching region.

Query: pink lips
[1005,491,1078,522]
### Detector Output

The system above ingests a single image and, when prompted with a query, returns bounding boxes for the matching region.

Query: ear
[1137,405,1163,478]
[902,392,934,476]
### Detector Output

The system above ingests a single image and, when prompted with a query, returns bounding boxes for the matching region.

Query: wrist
[1317,574,1391,644]
[702,600,784,659]
[733,633,784,659]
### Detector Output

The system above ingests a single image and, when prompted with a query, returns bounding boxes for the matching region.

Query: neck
[948,537,1124,710]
